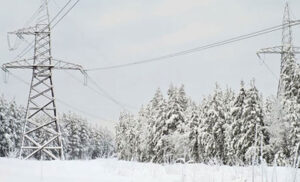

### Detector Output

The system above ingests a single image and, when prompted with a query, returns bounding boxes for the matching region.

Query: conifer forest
[1,0,300,181]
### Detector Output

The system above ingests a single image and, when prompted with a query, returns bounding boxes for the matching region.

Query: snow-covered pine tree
[198,84,226,164]
[134,105,150,162]
[145,88,163,162]
[0,96,8,157]
[116,111,136,161]
[79,119,91,159]
[196,96,210,162]
[274,48,300,165]
[151,89,168,163]
[227,81,247,165]
[237,80,270,165]
[87,125,114,159]
[165,84,189,162]
[99,127,114,158]
[186,100,201,162]
[281,98,300,164]
[61,113,82,159]
[0,97,24,157]
[262,96,277,164]
[89,126,102,159]
[222,87,235,164]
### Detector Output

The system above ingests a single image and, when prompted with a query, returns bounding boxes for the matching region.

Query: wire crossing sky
[86,21,300,71]
[1,0,300,130]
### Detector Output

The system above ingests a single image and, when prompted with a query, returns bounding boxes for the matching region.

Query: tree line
[0,96,114,160]
[116,81,300,166]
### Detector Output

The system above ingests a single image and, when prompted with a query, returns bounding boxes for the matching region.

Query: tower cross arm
[257,46,284,57]
[293,47,300,54]
[51,58,88,85]
[2,58,85,73]
[2,58,88,85]
[257,46,300,58]
[2,58,34,71]
[8,24,50,37]
[51,58,86,74]
[8,26,39,37]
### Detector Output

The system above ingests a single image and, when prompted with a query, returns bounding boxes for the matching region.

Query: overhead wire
[63,70,131,111]
[54,98,109,121]
[12,0,80,60]
[51,0,80,29]
[86,74,133,111]
[257,54,279,82]
[8,3,44,52]
[49,0,73,26]
[86,21,300,71]
[5,1,300,121]
[5,70,109,122]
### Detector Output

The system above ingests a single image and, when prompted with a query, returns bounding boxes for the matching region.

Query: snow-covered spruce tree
[144,89,164,162]
[280,98,300,165]
[133,105,151,162]
[61,113,82,160]
[281,52,299,101]
[237,80,270,165]
[165,84,189,163]
[61,113,114,160]
[90,126,114,159]
[115,111,136,161]
[79,119,91,159]
[222,87,235,165]
[283,62,300,165]
[85,124,114,159]
[196,97,209,162]
[0,96,9,157]
[89,126,103,159]
[151,89,168,163]
[262,96,278,164]
[198,84,226,164]
[227,81,247,165]
[186,100,201,162]
[0,97,24,157]
[99,127,114,158]
[259,51,300,165]
[274,51,300,165]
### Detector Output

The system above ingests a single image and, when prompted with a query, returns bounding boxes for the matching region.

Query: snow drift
[0,158,299,182]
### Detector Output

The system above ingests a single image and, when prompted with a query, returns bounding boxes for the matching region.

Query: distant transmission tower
[257,1,300,99]
[2,0,86,160]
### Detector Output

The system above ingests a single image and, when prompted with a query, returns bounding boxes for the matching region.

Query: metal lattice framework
[2,0,86,160]
[257,2,300,99]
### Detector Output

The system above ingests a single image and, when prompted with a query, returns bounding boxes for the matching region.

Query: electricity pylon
[2,0,87,160]
[257,1,300,99]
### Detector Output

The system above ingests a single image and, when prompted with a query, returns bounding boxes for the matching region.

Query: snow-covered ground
[0,158,299,182]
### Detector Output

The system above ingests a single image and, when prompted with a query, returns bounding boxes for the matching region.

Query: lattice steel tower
[2,0,86,160]
[257,1,300,99]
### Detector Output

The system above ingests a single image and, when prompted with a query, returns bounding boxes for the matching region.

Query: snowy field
[0,158,299,182]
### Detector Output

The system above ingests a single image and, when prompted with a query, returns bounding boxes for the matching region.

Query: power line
[51,0,80,29]
[5,70,109,122]
[14,41,35,59]
[49,0,73,26]
[86,74,130,110]
[54,98,109,121]
[7,4,43,51]
[86,21,300,71]
[258,57,279,82]
[63,70,131,111]
[12,0,80,60]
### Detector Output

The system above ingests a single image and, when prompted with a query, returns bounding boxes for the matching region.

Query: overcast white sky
[1,0,300,130]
